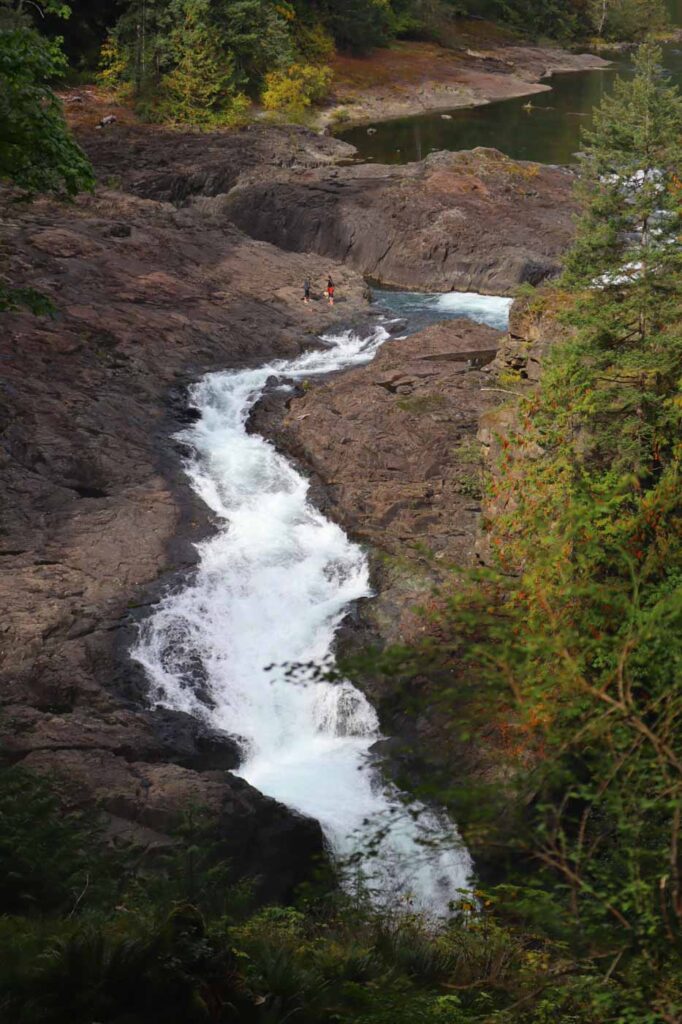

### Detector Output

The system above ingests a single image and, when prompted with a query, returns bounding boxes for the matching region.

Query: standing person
[303,278,311,304]
[326,274,335,306]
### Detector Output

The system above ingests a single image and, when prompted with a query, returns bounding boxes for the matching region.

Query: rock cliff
[77,123,579,295]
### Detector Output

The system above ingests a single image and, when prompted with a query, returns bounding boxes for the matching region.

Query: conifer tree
[0,0,94,195]
[561,42,682,472]
[162,0,240,124]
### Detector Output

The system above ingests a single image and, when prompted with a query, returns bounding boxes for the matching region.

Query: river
[337,34,682,166]
[130,15,681,913]
[132,293,510,914]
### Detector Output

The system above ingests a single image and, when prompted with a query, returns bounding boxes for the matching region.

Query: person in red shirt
[326,274,335,306]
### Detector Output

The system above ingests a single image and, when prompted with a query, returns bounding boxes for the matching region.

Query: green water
[337,38,682,166]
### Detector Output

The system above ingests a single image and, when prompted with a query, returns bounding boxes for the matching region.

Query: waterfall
[133,297,509,915]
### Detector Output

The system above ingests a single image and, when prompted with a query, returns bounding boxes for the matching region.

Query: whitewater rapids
[133,295,510,915]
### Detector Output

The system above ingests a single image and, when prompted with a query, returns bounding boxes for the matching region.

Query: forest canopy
[40,0,669,125]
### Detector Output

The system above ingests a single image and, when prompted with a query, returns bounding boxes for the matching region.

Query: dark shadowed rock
[20,748,326,903]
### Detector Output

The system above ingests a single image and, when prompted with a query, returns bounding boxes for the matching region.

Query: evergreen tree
[214,0,293,93]
[112,0,174,96]
[0,0,94,313]
[597,0,669,40]
[563,42,682,472]
[161,0,243,124]
[408,40,682,1014]
[0,0,94,195]
[316,0,394,53]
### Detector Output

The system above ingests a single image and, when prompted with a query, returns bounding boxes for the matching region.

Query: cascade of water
[133,299,508,914]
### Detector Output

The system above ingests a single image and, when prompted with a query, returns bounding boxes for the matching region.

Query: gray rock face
[81,123,356,204]
[223,148,578,295]
[82,125,578,296]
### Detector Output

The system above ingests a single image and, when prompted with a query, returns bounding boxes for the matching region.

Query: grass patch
[396,393,447,414]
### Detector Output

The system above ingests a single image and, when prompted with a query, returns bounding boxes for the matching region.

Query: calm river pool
[338,31,682,166]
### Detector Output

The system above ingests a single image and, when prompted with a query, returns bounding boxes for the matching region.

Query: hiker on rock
[326,274,335,306]
[303,278,311,304]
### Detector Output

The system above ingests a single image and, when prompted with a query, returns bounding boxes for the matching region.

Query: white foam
[133,295,510,914]
[434,291,513,328]
[376,289,512,332]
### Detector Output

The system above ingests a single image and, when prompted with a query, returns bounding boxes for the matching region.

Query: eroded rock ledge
[252,318,502,585]
[224,146,578,295]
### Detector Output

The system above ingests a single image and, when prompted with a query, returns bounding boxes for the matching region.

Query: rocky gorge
[1,116,577,897]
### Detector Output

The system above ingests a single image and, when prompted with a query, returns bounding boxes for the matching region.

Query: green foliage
[0,767,108,915]
[157,0,250,126]
[108,0,297,123]
[262,61,332,119]
[595,0,669,40]
[216,0,294,92]
[96,33,128,91]
[0,284,56,315]
[293,21,335,63]
[0,762,529,1022]
[371,41,682,1022]
[0,759,659,1024]
[484,0,582,39]
[0,1,93,194]
[316,0,394,54]
[0,1,93,318]
[93,0,664,129]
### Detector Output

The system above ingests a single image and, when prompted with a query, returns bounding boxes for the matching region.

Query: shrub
[96,34,127,92]
[0,765,126,919]
[262,62,332,119]
[602,0,669,39]
[0,18,94,196]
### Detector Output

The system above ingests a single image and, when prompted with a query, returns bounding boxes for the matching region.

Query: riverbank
[59,34,611,140]
[320,38,610,130]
